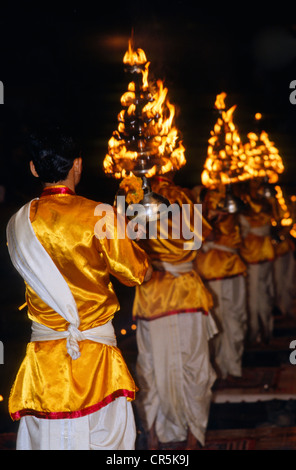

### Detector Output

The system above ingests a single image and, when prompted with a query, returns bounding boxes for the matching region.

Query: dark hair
[29,127,79,183]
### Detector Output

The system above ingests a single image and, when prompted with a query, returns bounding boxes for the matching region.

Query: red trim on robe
[243,257,275,265]
[40,186,75,197]
[11,389,135,421]
[201,272,246,282]
[134,308,208,322]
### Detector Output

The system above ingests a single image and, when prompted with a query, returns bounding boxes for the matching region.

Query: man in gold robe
[132,173,217,450]
[195,184,248,380]
[237,179,275,344]
[6,128,152,450]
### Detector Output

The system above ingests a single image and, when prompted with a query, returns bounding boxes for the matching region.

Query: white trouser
[247,260,275,342]
[207,275,247,379]
[135,312,217,446]
[16,397,136,450]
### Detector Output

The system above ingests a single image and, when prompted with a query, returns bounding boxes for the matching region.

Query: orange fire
[290,195,296,238]
[201,92,250,188]
[273,185,293,226]
[214,91,227,110]
[123,39,147,66]
[103,40,186,179]
[202,98,286,189]
[244,126,284,183]
[270,184,296,240]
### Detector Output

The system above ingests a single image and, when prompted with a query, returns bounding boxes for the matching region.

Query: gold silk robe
[132,176,213,321]
[196,215,247,280]
[275,236,295,257]
[9,186,149,420]
[195,187,246,280]
[239,195,275,264]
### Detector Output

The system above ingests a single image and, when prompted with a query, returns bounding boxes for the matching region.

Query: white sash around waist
[31,320,117,354]
[239,214,271,238]
[202,241,237,254]
[249,225,270,236]
[152,260,194,277]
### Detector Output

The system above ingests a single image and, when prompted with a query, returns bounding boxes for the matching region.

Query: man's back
[9,185,149,421]
[27,187,148,330]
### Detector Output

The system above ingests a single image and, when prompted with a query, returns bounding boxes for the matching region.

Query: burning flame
[103,40,186,179]
[273,185,293,226]
[290,198,296,237]
[270,185,296,239]
[202,100,285,189]
[214,91,227,110]
[244,127,284,183]
[123,39,147,66]
[201,92,250,188]
[255,112,262,121]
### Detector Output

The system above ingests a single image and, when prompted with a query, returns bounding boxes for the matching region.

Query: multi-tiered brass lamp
[103,38,186,223]
[201,92,249,213]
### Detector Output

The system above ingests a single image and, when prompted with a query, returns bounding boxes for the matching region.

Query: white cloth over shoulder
[6,199,114,359]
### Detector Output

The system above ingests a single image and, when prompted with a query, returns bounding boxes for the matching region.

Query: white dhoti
[247,260,275,342]
[274,250,296,316]
[239,215,275,342]
[207,274,247,378]
[135,312,217,446]
[16,397,136,450]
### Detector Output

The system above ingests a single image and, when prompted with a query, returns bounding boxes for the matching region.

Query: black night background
[1,0,296,452]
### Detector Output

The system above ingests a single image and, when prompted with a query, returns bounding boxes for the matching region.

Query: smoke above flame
[103,39,186,179]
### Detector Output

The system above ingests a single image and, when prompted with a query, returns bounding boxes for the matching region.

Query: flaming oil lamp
[269,184,294,243]
[201,92,248,213]
[126,175,172,226]
[244,114,284,194]
[103,38,186,223]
